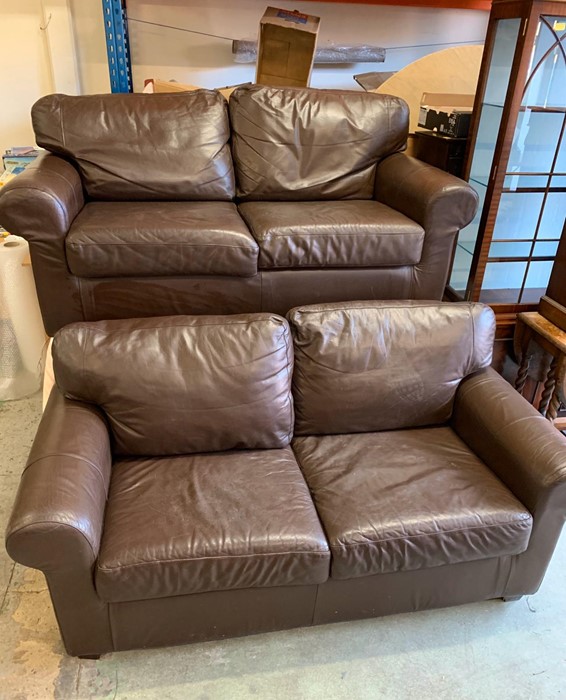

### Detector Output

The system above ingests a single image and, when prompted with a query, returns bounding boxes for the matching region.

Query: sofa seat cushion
[95,447,330,603]
[238,201,424,269]
[293,427,533,580]
[66,202,258,278]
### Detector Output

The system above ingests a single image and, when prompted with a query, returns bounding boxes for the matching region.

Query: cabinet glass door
[482,16,566,303]
[450,17,521,294]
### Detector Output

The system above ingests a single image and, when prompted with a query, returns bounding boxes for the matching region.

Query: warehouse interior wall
[0,0,489,157]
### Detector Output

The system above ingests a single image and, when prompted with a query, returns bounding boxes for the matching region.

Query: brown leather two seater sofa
[6,301,566,657]
[0,86,478,336]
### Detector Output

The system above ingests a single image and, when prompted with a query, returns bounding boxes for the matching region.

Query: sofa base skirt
[42,267,416,334]
[107,584,319,653]
[313,556,512,625]
[66,553,526,656]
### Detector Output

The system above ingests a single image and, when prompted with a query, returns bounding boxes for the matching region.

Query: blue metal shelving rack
[102,0,133,93]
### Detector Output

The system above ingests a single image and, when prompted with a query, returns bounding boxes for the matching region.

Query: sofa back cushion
[230,85,408,201]
[53,314,294,456]
[288,301,495,436]
[32,92,235,201]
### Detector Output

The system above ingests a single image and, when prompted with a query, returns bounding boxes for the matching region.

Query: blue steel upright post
[102,0,133,93]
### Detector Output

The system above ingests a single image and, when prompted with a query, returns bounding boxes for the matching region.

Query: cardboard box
[418,93,474,138]
[256,7,320,88]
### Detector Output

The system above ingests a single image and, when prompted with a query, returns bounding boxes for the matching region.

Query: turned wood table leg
[514,319,533,396]
[515,355,532,395]
[539,355,558,417]
[546,357,566,422]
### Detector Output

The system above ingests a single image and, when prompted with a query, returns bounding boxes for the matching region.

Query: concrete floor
[1,394,565,700]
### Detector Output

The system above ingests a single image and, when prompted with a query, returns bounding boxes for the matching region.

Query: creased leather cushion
[230,85,408,201]
[293,428,533,579]
[96,447,330,602]
[32,91,235,201]
[66,202,258,278]
[239,200,424,269]
[288,301,495,435]
[53,314,294,456]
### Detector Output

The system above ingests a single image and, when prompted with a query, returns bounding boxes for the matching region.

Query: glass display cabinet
[449,0,566,314]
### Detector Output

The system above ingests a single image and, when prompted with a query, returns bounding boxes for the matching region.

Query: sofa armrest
[375,154,479,299]
[5,388,112,573]
[0,153,86,335]
[452,367,566,504]
[452,367,566,594]
[0,153,84,242]
[375,153,478,232]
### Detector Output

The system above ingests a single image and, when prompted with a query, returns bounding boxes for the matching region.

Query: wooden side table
[514,311,566,423]
[413,130,468,178]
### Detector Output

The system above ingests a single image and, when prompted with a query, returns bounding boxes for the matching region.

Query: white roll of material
[0,235,47,400]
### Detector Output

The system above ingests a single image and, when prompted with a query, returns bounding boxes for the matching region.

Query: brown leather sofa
[0,87,479,336]
[6,301,566,657]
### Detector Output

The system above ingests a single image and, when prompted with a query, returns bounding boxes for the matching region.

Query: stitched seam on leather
[258,262,417,270]
[40,167,77,207]
[77,276,87,319]
[72,318,283,334]
[293,302,459,315]
[67,243,257,250]
[23,453,107,484]
[330,517,533,549]
[60,98,67,150]
[108,603,117,652]
[311,582,321,625]
[98,549,330,572]
[258,231,423,238]
[281,323,294,442]
[469,306,476,376]
[83,327,90,401]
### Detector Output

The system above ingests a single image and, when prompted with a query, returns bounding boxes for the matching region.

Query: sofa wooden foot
[502,595,523,602]
[78,654,101,660]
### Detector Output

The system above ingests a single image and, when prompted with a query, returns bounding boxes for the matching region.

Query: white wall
[69,0,110,94]
[1,0,489,158]
[0,0,54,158]
[123,0,489,91]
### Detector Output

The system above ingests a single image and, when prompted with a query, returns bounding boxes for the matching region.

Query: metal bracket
[102,0,133,93]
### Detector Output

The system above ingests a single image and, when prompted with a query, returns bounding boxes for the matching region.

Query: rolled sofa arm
[5,388,112,572]
[0,153,86,335]
[452,367,566,595]
[375,153,479,299]
[0,153,84,242]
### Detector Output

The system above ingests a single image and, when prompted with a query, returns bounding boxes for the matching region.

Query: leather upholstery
[5,389,114,656]
[293,428,532,579]
[260,268,413,315]
[53,314,294,456]
[96,448,329,602]
[453,367,566,596]
[230,85,408,201]
[238,200,424,269]
[0,90,480,335]
[7,303,566,658]
[288,300,495,436]
[66,202,258,278]
[374,153,480,298]
[77,275,263,322]
[32,91,235,201]
[0,153,85,334]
